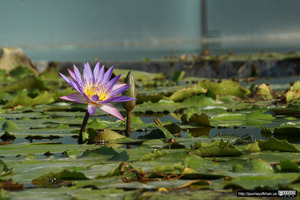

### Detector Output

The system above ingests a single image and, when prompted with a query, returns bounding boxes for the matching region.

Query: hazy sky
[1,0,300,61]
[0,0,200,46]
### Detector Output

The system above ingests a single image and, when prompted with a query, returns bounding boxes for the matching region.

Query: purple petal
[87,103,97,116]
[102,66,114,83]
[68,69,76,80]
[95,65,105,84]
[93,62,100,81]
[60,72,86,96]
[109,85,131,97]
[105,74,122,91]
[111,96,136,102]
[83,62,93,87]
[99,97,116,104]
[59,93,87,104]
[73,65,83,86]
[98,103,124,121]
[59,72,80,92]
[112,83,127,91]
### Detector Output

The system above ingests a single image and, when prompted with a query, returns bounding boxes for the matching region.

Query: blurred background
[1,0,300,62]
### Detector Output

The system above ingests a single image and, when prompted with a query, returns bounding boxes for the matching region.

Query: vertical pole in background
[201,0,207,53]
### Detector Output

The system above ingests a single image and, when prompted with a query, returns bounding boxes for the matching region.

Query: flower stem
[125,110,131,138]
[78,111,90,144]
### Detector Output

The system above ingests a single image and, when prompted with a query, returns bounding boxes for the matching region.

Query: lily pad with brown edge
[285,81,300,102]
[250,83,275,100]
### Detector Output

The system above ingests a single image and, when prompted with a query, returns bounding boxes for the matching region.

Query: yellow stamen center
[83,84,109,102]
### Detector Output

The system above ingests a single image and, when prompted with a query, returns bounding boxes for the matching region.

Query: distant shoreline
[38,52,300,79]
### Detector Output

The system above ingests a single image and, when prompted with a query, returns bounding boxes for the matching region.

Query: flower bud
[123,71,137,111]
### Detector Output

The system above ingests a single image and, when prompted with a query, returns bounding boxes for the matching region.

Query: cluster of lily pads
[0,65,299,199]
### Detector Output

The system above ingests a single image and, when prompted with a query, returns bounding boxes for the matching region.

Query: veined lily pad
[194,140,243,157]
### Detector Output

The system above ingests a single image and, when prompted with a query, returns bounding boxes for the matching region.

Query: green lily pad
[232,159,273,173]
[33,169,89,183]
[194,140,243,157]
[2,120,21,132]
[285,81,300,102]
[164,84,207,102]
[258,137,300,152]
[97,128,126,141]
[245,141,261,153]
[198,80,250,98]
[278,159,300,172]
[0,75,45,93]
[0,159,14,176]
[4,91,55,108]
[251,83,274,100]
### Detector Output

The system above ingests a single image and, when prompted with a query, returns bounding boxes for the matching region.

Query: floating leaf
[2,121,21,132]
[86,118,111,130]
[285,81,300,102]
[96,128,126,141]
[82,128,98,143]
[0,75,44,93]
[245,141,261,153]
[140,150,169,161]
[4,91,54,108]
[136,93,164,103]
[232,159,273,173]
[105,162,134,177]
[80,146,118,159]
[278,159,300,172]
[181,113,211,127]
[0,159,14,176]
[198,80,250,98]
[194,140,242,157]
[33,169,89,182]
[151,162,185,173]
[250,83,274,100]
[258,137,300,152]
[182,94,216,106]
[156,126,176,141]
[164,84,207,102]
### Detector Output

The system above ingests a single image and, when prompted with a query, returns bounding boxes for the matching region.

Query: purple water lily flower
[59,62,136,121]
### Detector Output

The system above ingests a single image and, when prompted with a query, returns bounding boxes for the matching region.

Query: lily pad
[232,159,273,173]
[258,137,300,152]
[194,140,243,157]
